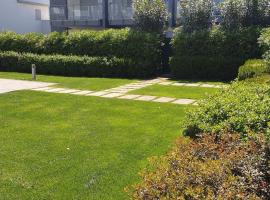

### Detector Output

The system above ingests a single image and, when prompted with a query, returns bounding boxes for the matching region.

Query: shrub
[184,82,270,138]
[170,27,262,80]
[259,28,270,60]
[238,59,270,80]
[179,0,213,32]
[0,29,162,74]
[133,0,168,34]
[0,51,156,78]
[131,133,270,200]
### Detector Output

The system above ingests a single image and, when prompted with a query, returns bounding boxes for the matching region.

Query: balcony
[50,1,133,29]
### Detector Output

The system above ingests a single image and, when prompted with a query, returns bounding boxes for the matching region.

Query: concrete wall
[0,0,51,34]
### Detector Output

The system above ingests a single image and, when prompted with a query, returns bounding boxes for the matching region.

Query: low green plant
[184,82,270,137]
[238,59,270,80]
[0,51,156,78]
[131,133,270,199]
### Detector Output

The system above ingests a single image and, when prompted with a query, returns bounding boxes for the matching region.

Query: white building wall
[0,0,50,34]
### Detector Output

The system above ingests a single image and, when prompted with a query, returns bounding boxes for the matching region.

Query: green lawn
[0,72,136,91]
[129,84,220,99]
[0,91,187,200]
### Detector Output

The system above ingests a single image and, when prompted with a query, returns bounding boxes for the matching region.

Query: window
[35,9,42,20]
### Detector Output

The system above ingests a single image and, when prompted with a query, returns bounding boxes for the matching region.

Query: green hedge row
[0,29,162,71]
[171,27,262,80]
[238,59,270,80]
[0,51,156,78]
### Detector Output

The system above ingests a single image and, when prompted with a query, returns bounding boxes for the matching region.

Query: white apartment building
[0,0,51,34]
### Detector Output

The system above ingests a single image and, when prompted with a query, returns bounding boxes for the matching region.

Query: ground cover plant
[0,91,188,200]
[0,72,136,91]
[129,84,220,100]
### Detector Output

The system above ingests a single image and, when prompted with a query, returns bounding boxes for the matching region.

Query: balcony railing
[50,3,134,27]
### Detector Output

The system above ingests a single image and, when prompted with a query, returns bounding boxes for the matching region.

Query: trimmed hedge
[184,82,270,138]
[0,29,162,73]
[238,59,270,80]
[170,27,262,80]
[0,51,156,78]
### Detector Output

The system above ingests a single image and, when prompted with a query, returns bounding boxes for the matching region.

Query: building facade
[0,0,50,34]
[50,0,178,31]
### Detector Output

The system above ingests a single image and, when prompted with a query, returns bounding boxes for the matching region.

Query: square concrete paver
[102,93,123,98]
[135,95,157,101]
[118,94,141,100]
[172,99,196,105]
[57,89,81,94]
[86,91,110,97]
[172,83,187,86]
[153,97,176,103]
[185,83,201,87]
[31,87,54,91]
[44,88,67,92]
[72,90,93,95]
[159,82,173,85]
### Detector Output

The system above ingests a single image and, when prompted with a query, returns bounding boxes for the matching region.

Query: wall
[0,0,51,34]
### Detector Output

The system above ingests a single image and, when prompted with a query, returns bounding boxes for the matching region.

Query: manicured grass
[129,84,220,99]
[0,91,187,200]
[0,72,136,91]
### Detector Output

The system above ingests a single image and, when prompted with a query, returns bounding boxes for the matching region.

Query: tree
[133,0,168,34]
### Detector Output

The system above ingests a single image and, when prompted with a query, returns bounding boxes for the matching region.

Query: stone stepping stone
[72,90,93,95]
[102,93,123,98]
[172,99,196,105]
[118,94,141,100]
[185,83,201,87]
[135,95,157,101]
[44,88,67,92]
[199,84,217,88]
[32,87,53,91]
[159,82,173,85]
[172,83,187,86]
[86,91,110,97]
[57,89,81,94]
[153,97,176,103]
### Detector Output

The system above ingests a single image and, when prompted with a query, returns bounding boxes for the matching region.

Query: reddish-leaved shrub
[130,133,270,200]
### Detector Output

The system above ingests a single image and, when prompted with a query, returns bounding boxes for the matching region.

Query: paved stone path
[0,78,55,94]
[0,78,212,105]
[159,81,226,88]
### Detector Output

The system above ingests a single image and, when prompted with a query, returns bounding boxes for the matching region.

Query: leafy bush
[259,28,270,60]
[179,0,213,32]
[238,59,270,80]
[220,0,270,30]
[131,133,270,200]
[0,29,162,74]
[133,0,168,33]
[184,82,270,138]
[170,27,262,80]
[0,51,156,78]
